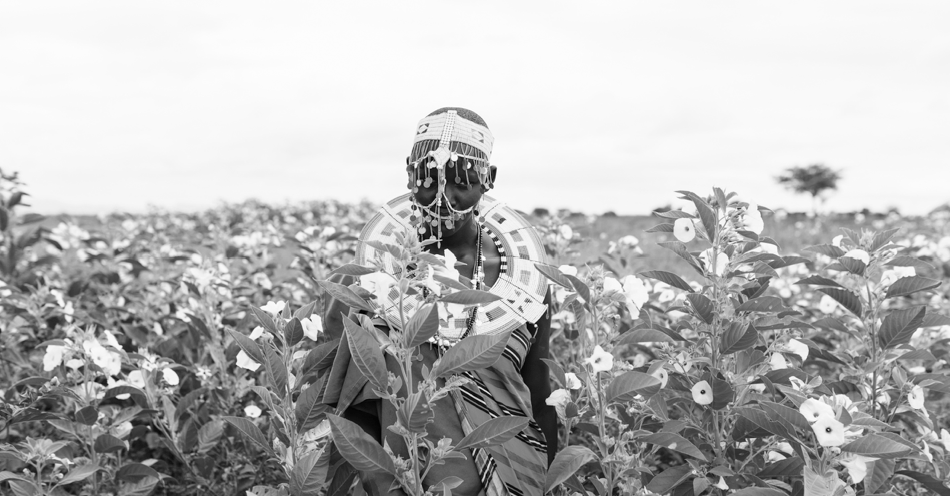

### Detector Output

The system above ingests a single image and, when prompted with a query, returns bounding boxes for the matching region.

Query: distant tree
[531,207,550,218]
[775,164,842,216]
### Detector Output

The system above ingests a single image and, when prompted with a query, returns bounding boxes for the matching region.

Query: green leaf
[196,420,224,455]
[652,209,695,219]
[866,458,895,494]
[290,449,329,496]
[709,377,734,410]
[720,323,758,355]
[432,331,511,377]
[645,223,674,233]
[794,275,843,288]
[544,446,598,493]
[102,386,148,406]
[735,296,787,313]
[299,341,338,379]
[56,464,101,485]
[841,434,914,459]
[331,263,378,276]
[605,371,662,403]
[895,470,950,496]
[756,457,804,478]
[222,416,275,457]
[315,279,374,313]
[249,306,282,339]
[342,316,388,391]
[440,290,503,305]
[805,244,846,258]
[534,263,575,289]
[657,241,704,275]
[263,343,288,398]
[293,300,319,322]
[115,463,162,482]
[397,392,433,434]
[804,465,845,496]
[284,318,304,347]
[640,432,706,459]
[404,303,440,348]
[837,256,866,276]
[94,434,127,454]
[677,190,717,241]
[227,329,265,365]
[0,472,30,484]
[118,476,160,496]
[327,414,396,475]
[455,416,529,451]
[879,306,926,349]
[869,228,901,251]
[685,293,715,324]
[564,275,591,305]
[885,276,941,299]
[638,270,694,292]
[729,489,786,496]
[816,288,862,317]
[645,464,692,494]
[760,401,811,431]
[295,383,328,433]
[76,405,99,426]
[615,329,675,347]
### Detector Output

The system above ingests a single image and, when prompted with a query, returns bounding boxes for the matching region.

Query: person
[323,107,555,496]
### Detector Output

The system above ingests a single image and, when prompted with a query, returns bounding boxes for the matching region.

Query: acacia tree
[776,163,842,216]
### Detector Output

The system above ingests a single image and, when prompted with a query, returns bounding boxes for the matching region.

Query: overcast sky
[2,1,949,216]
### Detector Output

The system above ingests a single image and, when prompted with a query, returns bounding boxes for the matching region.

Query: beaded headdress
[406,109,495,245]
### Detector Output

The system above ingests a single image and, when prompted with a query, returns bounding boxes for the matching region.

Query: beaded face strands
[405,109,495,248]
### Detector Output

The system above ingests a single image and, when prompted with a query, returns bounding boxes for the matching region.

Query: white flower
[359,271,397,303]
[260,300,286,316]
[800,398,835,423]
[558,224,574,240]
[760,242,779,255]
[602,277,622,294]
[127,370,146,389]
[839,454,875,484]
[545,388,571,409]
[558,265,578,277]
[618,235,640,250]
[691,381,713,405]
[787,339,809,362]
[113,421,133,440]
[714,476,729,490]
[769,353,788,371]
[700,249,729,276]
[585,346,614,373]
[236,350,261,371]
[43,344,67,371]
[819,295,838,314]
[880,266,915,287]
[101,331,122,350]
[832,235,844,247]
[843,249,870,265]
[673,218,696,243]
[435,250,461,281]
[162,367,180,386]
[908,385,926,410]
[244,404,262,418]
[619,275,649,315]
[939,428,950,451]
[650,367,668,388]
[302,315,323,341]
[741,203,765,235]
[812,415,845,446]
[248,326,264,340]
[84,341,121,377]
[564,373,582,390]
[304,419,331,441]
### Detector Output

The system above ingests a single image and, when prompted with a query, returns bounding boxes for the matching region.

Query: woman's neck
[428,216,479,255]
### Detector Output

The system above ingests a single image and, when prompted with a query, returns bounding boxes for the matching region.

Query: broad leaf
[440,290,502,305]
[284,318,304,347]
[804,466,845,496]
[605,371,662,403]
[756,457,804,478]
[227,329,264,365]
[290,449,328,496]
[404,303,440,348]
[534,263,575,289]
[342,316,388,391]
[615,328,675,346]
[735,296,787,313]
[638,270,694,292]
[432,331,511,377]
[657,241,705,275]
[56,464,101,485]
[222,416,275,457]
[685,293,714,324]
[544,446,597,493]
[895,470,950,496]
[720,324,758,355]
[196,420,224,455]
[841,434,914,459]
[263,343,288,398]
[645,464,692,494]
[331,263,378,276]
[676,190,717,241]
[315,279,374,313]
[639,432,705,459]
[866,458,895,494]
[886,276,941,299]
[816,288,862,317]
[455,416,529,451]
[327,414,396,475]
[295,382,328,433]
[879,306,926,349]
[804,244,846,258]
[115,463,162,482]
[94,434,127,454]
[794,275,843,288]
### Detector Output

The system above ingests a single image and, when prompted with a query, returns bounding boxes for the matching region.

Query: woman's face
[409,160,495,235]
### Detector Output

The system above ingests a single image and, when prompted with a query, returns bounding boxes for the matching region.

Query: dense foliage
[1,170,949,495]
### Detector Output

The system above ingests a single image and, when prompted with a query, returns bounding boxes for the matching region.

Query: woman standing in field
[322,108,555,496]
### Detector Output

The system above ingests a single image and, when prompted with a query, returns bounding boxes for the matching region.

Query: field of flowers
[2,166,950,496]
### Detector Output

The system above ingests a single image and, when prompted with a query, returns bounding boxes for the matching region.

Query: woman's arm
[521,290,557,465]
